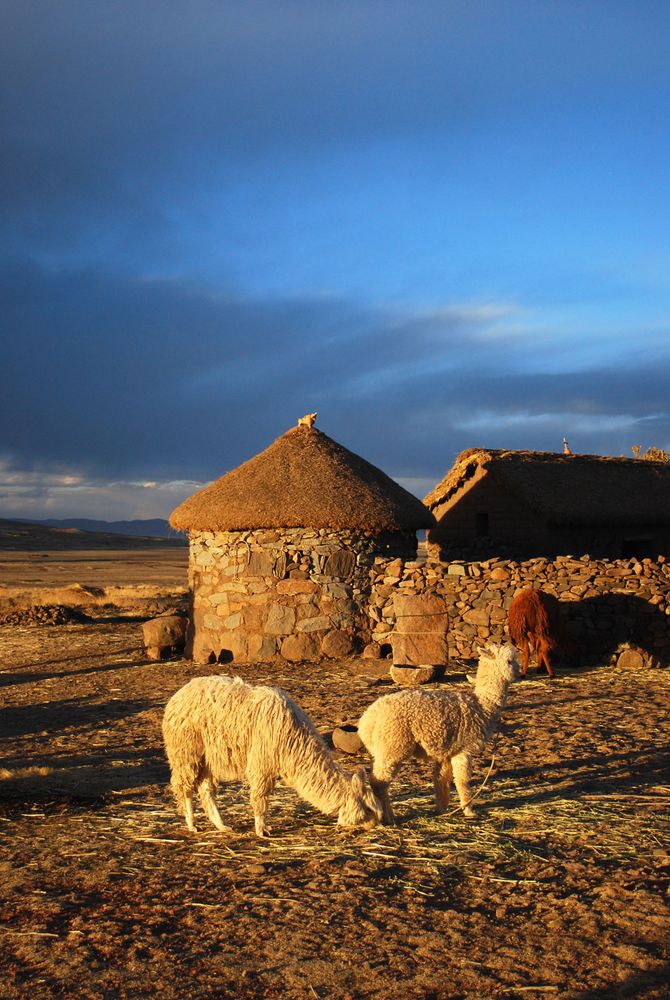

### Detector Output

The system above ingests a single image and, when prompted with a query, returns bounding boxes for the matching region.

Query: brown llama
[508,588,571,679]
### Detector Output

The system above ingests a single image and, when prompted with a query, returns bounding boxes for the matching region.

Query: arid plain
[1,530,668,999]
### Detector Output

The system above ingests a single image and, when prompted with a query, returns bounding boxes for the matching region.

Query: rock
[616,648,646,671]
[324,549,356,580]
[356,658,391,679]
[331,725,363,753]
[246,634,277,661]
[362,641,382,659]
[264,604,296,635]
[321,629,355,658]
[490,567,510,581]
[462,607,490,627]
[295,615,332,633]
[141,614,188,661]
[390,632,448,667]
[393,593,448,618]
[280,633,320,661]
[390,664,445,686]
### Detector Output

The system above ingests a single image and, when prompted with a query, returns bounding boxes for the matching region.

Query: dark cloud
[3,260,668,496]
[1,3,668,516]
[2,1,668,259]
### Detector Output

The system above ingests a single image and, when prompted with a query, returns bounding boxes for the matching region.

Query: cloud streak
[3,259,669,518]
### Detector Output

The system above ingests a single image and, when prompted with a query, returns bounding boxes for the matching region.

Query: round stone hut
[169,423,435,664]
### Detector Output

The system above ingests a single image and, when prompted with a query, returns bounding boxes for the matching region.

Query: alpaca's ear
[477,644,492,658]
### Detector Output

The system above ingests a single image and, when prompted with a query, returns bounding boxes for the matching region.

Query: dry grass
[1,611,669,999]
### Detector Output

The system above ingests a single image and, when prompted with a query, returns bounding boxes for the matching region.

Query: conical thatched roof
[424,448,670,526]
[170,426,435,532]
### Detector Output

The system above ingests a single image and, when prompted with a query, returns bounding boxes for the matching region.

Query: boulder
[331,725,363,754]
[321,629,355,658]
[280,633,320,662]
[362,641,382,659]
[390,664,445,686]
[616,647,646,671]
[141,614,188,661]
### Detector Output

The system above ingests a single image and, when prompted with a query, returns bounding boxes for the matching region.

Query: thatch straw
[170,425,435,532]
[424,448,670,526]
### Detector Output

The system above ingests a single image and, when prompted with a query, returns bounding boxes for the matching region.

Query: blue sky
[1,1,669,520]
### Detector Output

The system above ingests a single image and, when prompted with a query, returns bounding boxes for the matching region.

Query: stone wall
[368,554,670,667]
[188,527,417,663]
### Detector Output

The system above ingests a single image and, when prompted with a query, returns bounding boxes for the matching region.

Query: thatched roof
[170,426,435,532]
[424,449,670,526]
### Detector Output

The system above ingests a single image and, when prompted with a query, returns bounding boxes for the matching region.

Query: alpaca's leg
[171,783,196,832]
[166,740,203,832]
[538,639,555,678]
[369,759,399,825]
[248,773,276,837]
[519,637,531,678]
[170,775,197,832]
[197,776,232,833]
[433,758,453,813]
[451,753,476,818]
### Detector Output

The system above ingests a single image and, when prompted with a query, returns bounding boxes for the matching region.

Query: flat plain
[1,545,669,999]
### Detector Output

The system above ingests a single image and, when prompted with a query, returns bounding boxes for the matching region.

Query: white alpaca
[357,644,519,823]
[162,675,383,836]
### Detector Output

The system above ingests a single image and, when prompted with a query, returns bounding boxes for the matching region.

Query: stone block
[296,615,332,633]
[462,608,490,627]
[490,567,510,581]
[395,613,449,634]
[265,604,296,635]
[276,579,319,595]
[244,551,274,577]
[393,593,448,618]
[324,549,356,580]
[390,632,448,667]
[447,564,466,576]
[221,612,242,630]
[616,648,646,671]
[280,633,320,661]
[321,629,355,658]
[247,634,278,661]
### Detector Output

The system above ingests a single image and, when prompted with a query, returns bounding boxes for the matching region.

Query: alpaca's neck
[474,676,511,737]
[284,729,351,816]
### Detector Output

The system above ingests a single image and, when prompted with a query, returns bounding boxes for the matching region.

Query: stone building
[170,423,434,663]
[424,449,670,561]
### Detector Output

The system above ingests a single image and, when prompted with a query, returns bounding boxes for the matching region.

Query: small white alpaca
[297,412,317,428]
[357,644,519,823]
[162,675,382,836]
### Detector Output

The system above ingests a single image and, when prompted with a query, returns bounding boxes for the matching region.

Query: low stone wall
[188,527,416,663]
[369,554,670,666]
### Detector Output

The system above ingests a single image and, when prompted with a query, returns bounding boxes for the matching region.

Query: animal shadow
[562,591,669,668]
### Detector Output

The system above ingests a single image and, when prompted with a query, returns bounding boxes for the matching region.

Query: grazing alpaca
[357,644,519,824]
[297,412,317,428]
[162,675,382,836]
[508,588,571,679]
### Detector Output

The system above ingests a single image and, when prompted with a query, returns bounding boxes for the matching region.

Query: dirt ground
[1,553,669,999]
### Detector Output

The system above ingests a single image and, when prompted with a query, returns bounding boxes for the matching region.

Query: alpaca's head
[337,768,383,829]
[475,643,520,685]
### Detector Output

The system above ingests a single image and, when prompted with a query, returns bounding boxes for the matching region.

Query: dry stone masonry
[188,527,416,664]
[369,554,670,668]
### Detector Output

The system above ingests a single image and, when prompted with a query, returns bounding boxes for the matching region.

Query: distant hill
[0,518,187,551]
[27,517,180,539]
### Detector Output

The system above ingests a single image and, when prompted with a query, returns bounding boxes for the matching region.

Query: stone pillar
[390,593,449,666]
